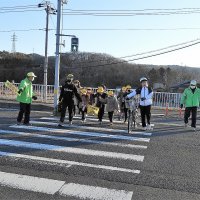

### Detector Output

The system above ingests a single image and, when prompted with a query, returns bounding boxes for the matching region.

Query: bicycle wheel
[128,110,133,133]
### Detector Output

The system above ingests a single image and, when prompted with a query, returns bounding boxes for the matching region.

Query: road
[0,107,200,200]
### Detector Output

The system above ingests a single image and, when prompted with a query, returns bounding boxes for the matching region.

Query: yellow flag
[4,80,19,95]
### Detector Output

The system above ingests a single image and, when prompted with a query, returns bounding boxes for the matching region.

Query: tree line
[0,51,199,91]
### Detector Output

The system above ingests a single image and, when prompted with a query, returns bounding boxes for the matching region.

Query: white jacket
[127,87,153,106]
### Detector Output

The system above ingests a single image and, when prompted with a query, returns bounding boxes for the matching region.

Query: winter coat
[106,96,119,112]
[16,78,35,104]
[93,93,107,108]
[59,81,81,104]
[181,87,200,107]
[79,94,90,110]
[127,87,153,106]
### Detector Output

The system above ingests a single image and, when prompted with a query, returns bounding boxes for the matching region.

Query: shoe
[23,123,32,126]
[147,124,153,130]
[17,122,21,125]
[81,120,86,123]
[99,121,102,125]
[142,126,147,131]
[109,122,113,126]
[58,122,64,127]
[184,123,188,128]
[191,126,196,131]
[69,121,72,125]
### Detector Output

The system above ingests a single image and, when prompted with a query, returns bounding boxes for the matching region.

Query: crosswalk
[0,115,153,200]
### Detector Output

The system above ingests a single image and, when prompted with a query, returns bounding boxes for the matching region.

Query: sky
[1,0,200,67]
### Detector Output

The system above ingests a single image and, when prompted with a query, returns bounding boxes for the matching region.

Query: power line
[2,27,200,33]
[66,38,200,65]
[67,40,200,69]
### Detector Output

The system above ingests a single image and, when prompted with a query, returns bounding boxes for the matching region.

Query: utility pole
[11,32,17,53]
[54,0,62,114]
[38,1,56,102]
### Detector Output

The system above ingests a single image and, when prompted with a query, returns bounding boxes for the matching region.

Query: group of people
[15,72,200,132]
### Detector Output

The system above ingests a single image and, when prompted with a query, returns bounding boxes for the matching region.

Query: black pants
[184,107,197,128]
[124,108,128,122]
[60,102,74,122]
[108,111,114,122]
[140,105,151,127]
[17,102,31,124]
[98,106,105,122]
[81,107,87,120]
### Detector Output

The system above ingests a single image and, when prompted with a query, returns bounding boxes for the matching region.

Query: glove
[125,96,130,100]
[180,104,183,109]
[141,97,146,101]
[32,96,37,100]
[17,89,23,95]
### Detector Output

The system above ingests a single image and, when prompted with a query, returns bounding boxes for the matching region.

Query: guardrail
[0,82,182,108]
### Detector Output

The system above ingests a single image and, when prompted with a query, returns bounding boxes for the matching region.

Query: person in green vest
[16,72,37,125]
[180,80,200,131]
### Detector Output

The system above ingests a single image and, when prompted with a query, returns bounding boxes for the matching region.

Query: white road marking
[11,124,150,142]
[0,139,144,161]
[0,151,140,174]
[0,171,65,195]
[39,117,152,136]
[0,129,147,149]
[59,183,133,200]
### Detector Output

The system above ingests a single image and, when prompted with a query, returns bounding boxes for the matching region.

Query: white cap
[140,77,148,83]
[190,80,197,86]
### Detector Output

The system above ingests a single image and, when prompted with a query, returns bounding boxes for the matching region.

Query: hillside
[0,51,200,90]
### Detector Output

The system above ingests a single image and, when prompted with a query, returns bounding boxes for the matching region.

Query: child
[117,86,126,121]
[123,85,132,123]
[93,86,107,124]
[106,91,120,125]
[79,88,90,123]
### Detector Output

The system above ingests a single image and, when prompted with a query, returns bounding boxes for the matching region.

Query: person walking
[127,77,153,130]
[58,74,82,126]
[94,86,107,124]
[180,80,200,131]
[16,72,37,125]
[79,88,90,123]
[106,91,120,125]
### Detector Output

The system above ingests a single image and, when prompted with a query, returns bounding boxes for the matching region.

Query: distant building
[153,83,165,92]
[170,81,193,93]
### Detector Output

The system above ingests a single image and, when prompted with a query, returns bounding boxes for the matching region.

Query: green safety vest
[181,87,200,107]
[16,78,34,104]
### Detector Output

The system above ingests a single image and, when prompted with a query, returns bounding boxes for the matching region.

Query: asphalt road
[0,106,200,200]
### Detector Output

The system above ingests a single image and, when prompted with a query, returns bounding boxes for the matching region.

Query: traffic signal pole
[54,0,62,114]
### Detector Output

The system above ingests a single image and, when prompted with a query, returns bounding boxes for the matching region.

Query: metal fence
[0,82,182,108]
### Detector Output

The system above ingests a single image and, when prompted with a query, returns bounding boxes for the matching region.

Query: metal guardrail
[0,82,182,108]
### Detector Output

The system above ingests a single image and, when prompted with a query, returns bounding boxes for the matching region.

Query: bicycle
[125,97,139,134]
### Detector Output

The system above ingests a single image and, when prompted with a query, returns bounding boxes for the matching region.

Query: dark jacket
[59,81,81,104]
[93,93,107,108]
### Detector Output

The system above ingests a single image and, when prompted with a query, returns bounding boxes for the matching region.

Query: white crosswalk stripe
[0,171,133,200]
[0,116,152,199]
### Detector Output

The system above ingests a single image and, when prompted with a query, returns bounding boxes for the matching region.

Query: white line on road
[0,170,133,199]
[0,139,144,161]
[0,171,65,195]
[10,124,150,143]
[0,129,147,149]
[0,151,140,174]
[59,183,133,200]
[39,117,152,136]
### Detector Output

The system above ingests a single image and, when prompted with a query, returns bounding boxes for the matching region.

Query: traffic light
[71,37,79,52]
